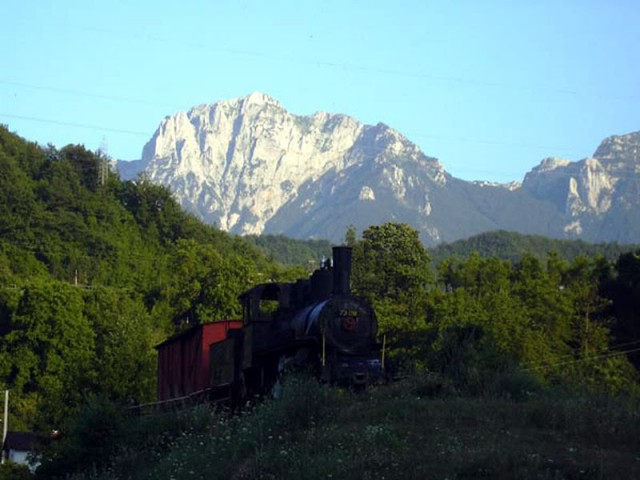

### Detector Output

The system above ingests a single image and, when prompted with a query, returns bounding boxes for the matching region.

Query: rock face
[135,93,448,241]
[522,132,640,240]
[120,94,640,245]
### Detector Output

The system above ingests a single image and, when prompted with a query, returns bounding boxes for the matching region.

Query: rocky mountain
[118,94,640,245]
[522,132,640,241]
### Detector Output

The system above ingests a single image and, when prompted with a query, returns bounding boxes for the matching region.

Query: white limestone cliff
[141,93,445,236]
[522,133,640,239]
[121,94,640,245]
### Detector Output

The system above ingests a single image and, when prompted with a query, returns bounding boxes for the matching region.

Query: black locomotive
[209,246,386,402]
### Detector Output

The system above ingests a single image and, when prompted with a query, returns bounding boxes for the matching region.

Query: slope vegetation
[40,374,640,480]
[429,230,640,265]
[0,126,289,431]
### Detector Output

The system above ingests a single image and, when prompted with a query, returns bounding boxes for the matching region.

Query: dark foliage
[243,234,332,268]
[0,126,283,431]
[429,230,639,265]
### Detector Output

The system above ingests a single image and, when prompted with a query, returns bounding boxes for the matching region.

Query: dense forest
[243,234,331,268]
[1,125,640,478]
[0,126,304,432]
[429,230,640,265]
[346,224,640,387]
[244,228,638,269]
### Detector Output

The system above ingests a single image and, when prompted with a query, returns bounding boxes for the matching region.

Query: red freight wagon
[156,321,242,402]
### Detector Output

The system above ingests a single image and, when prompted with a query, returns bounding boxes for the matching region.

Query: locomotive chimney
[332,246,352,295]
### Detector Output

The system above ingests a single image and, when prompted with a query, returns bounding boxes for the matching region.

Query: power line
[0,80,173,108]
[0,109,577,161]
[405,131,577,154]
[0,113,148,136]
[0,77,600,163]
[80,26,640,103]
[0,241,157,261]
[523,346,640,372]
[522,339,640,369]
[2,118,637,186]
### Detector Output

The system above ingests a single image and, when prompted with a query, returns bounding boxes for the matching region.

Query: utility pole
[98,136,109,187]
[2,390,8,464]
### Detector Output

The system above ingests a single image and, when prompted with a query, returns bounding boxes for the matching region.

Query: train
[155,246,386,406]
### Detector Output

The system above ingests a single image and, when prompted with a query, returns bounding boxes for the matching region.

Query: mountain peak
[533,157,572,173]
[127,96,640,245]
[243,91,279,106]
[186,93,281,118]
[223,92,281,110]
[138,94,446,239]
[593,131,640,165]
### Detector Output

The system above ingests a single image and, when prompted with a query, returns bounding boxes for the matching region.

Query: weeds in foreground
[41,372,640,480]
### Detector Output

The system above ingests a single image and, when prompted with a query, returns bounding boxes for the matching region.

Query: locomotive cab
[240,282,293,324]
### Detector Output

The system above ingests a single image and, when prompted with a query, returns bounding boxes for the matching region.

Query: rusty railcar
[156,320,242,403]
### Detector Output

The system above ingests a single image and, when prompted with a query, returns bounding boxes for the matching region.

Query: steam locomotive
[156,246,386,405]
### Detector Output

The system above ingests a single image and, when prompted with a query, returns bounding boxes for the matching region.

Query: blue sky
[1,0,638,182]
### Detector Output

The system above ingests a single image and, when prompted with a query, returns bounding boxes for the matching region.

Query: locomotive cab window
[257,284,281,321]
[241,283,284,323]
[258,299,279,319]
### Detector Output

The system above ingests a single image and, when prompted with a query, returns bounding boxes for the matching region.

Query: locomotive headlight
[341,316,359,332]
[339,308,359,332]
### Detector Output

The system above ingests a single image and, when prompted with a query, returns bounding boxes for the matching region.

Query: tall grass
[38,371,640,480]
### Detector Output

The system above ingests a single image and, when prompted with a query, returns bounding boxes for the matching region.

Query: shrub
[36,398,126,478]
[486,366,544,401]
[0,463,33,480]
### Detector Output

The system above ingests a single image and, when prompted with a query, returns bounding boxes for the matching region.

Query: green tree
[604,251,640,370]
[0,280,95,428]
[153,239,257,330]
[83,287,156,404]
[344,225,357,248]
[560,255,637,393]
[0,128,290,431]
[352,223,433,331]
[432,255,531,364]
[59,144,101,192]
[432,252,638,393]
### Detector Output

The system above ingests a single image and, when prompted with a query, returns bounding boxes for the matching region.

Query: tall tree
[83,287,156,404]
[604,251,640,369]
[0,280,95,429]
[152,239,256,330]
[352,223,433,331]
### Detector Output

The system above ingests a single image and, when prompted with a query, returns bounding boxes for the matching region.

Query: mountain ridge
[117,93,640,245]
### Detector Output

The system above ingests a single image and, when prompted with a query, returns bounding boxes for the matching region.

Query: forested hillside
[345,223,640,387]
[244,229,638,269]
[429,230,639,265]
[0,126,296,431]
[243,234,332,267]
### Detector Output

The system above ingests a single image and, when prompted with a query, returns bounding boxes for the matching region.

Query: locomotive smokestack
[332,246,352,295]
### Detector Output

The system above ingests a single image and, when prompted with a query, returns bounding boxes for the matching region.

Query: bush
[425,326,517,395]
[0,463,33,480]
[486,366,544,401]
[36,398,126,478]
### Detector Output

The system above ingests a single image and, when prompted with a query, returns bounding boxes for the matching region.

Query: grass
[41,373,640,480]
